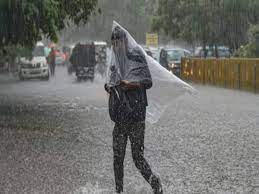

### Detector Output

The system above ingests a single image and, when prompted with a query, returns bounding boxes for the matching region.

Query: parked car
[194,46,231,58]
[18,42,49,80]
[141,45,153,57]
[149,47,159,61]
[158,48,191,77]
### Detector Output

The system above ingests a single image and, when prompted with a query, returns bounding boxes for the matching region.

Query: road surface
[0,67,258,193]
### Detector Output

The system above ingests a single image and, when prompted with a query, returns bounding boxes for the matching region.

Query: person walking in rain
[105,25,163,194]
[159,48,169,70]
[47,47,56,76]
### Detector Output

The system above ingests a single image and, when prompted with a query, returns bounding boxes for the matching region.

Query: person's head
[111,26,127,53]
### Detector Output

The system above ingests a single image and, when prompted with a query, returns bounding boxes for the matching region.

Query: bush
[235,25,259,58]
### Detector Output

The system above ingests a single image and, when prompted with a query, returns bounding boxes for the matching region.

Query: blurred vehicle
[62,45,74,62]
[94,41,107,77]
[55,49,66,66]
[69,42,96,81]
[140,45,157,59]
[149,47,159,61]
[194,46,231,58]
[18,42,49,80]
[141,45,153,57]
[0,63,8,73]
[63,45,75,75]
[159,48,191,77]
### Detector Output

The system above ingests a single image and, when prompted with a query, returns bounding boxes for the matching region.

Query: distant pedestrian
[47,47,56,76]
[159,48,169,70]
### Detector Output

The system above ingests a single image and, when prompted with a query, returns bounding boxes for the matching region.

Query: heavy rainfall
[0,0,259,194]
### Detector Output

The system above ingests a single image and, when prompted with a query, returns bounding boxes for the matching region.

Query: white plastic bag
[107,21,196,124]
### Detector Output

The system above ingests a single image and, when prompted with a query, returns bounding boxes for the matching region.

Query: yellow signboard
[146,33,158,47]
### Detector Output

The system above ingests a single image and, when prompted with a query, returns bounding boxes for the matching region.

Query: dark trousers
[113,122,153,192]
[50,63,56,76]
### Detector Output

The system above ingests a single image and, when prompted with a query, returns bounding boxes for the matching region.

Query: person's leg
[50,64,54,76]
[53,64,56,76]
[129,122,153,182]
[49,65,52,76]
[129,122,163,193]
[113,123,128,193]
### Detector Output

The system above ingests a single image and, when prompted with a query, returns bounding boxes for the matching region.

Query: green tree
[152,0,259,56]
[234,25,259,58]
[0,0,98,61]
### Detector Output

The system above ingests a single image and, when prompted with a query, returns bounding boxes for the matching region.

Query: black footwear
[115,186,123,193]
[115,189,122,193]
[150,175,163,194]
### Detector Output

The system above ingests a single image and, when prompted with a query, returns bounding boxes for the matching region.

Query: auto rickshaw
[69,42,96,82]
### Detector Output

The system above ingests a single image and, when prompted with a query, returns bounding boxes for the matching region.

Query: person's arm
[120,80,139,90]
[120,80,152,90]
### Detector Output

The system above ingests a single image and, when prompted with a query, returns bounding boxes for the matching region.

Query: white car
[18,42,49,80]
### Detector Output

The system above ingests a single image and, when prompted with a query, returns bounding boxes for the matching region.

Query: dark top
[107,83,151,123]
[106,47,152,123]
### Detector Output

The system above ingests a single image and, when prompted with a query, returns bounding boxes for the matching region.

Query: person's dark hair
[111,26,126,41]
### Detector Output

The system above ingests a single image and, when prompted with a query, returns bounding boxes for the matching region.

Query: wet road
[0,67,259,194]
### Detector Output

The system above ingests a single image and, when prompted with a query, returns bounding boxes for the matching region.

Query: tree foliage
[0,0,98,48]
[234,25,259,57]
[152,0,259,53]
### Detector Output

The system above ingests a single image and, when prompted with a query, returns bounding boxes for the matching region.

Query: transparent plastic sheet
[107,21,196,124]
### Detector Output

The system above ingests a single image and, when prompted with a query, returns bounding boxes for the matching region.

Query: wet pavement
[0,67,259,193]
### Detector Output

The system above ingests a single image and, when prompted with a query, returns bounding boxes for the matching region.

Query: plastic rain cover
[106,21,196,124]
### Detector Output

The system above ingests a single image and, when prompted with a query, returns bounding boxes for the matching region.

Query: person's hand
[120,80,130,85]
[104,84,111,94]
[120,80,141,90]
